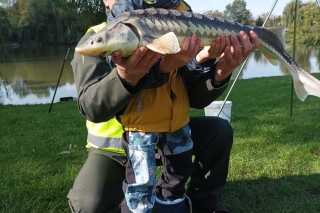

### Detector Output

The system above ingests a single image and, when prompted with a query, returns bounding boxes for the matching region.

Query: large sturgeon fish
[75,8,320,101]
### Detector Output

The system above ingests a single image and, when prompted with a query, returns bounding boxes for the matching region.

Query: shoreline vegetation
[5,42,78,48]
[1,1,320,47]
[1,75,320,212]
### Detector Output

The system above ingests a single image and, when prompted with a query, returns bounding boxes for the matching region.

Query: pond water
[0,46,319,105]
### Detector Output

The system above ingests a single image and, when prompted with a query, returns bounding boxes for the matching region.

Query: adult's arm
[72,32,166,122]
[72,33,139,122]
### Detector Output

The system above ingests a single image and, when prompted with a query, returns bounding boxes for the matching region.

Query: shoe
[187,199,232,213]
[213,203,232,213]
[191,205,232,213]
[153,194,186,213]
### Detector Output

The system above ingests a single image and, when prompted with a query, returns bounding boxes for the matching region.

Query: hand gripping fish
[75,8,320,101]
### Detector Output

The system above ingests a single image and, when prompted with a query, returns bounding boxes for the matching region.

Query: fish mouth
[75,47,81,52]
[75,47,91,56]
[100,51,107,56]
[75,45,106,56]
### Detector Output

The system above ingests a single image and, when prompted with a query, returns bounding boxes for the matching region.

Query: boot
[153,194,186,213]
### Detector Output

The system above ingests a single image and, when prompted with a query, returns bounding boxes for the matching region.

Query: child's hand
[196,35,228,64]
[159,34,201,73]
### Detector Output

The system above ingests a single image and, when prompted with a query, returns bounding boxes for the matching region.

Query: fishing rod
[290,0,299,117]
[217,0,279,117]
[48,0,83,113]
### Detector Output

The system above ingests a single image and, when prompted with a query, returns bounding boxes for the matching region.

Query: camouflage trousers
[124,124,193,213]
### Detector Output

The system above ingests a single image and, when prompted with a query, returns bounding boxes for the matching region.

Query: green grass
[1,74,320,213]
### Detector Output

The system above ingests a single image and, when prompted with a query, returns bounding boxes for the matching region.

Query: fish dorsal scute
[145,32,180,54]
[262,51,280,66]
[266,26,286,48]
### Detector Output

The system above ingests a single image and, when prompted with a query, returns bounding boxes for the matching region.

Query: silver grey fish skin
[77,9,260,55]
[77,8,282,55]
[115,8,256,41]
[76,8,320,101]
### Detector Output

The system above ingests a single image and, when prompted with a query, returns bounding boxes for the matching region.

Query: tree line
[205,0,320,46]
[0,0,105,45]
[0,0,320,46]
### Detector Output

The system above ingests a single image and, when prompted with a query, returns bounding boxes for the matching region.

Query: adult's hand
[112,47,160,87]
[214,31,259,83]
[159,34,201,73]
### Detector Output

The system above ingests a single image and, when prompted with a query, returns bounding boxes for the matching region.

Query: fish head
[75,23,140,57]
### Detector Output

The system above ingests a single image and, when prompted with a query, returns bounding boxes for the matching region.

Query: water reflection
[0,46,76,105]
[231,46,319,79]
[0,46,319,105]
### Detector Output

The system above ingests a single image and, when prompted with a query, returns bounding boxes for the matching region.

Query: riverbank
[1,75,320,212]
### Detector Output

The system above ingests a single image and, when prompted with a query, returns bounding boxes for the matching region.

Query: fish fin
[293,71,320,101]
[146,32,180,54]
[259,27,286,66]
[293,80,308,101]
[260,50,280,66]
[266,26,286,48]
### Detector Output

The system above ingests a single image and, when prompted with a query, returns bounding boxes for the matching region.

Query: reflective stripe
[86,22,107,33]
[86,118,124,138]
[86,142,125,154]
[84,24,124,155]
[86,118,125,154]
[87,133,123,149]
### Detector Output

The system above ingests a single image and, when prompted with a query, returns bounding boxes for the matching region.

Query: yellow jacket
[121,69,190,133]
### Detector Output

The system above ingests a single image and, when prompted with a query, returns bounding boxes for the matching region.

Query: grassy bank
[1,74,320,213]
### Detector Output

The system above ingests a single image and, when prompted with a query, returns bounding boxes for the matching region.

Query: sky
[187,0,314,18]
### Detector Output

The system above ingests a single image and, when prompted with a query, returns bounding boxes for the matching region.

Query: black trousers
[121,129,194,213]
[67,116,233,213]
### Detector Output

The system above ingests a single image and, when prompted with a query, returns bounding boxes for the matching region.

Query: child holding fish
[68,0,260,213]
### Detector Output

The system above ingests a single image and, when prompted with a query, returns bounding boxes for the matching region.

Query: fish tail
[257,26,320,101]
[292,67,320,101]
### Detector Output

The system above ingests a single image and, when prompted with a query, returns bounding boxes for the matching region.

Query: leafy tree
[2,0,318,46]
[282,1,320,45]
[204,10,223,18]
[3,0,105,44]
[0,6,11,43]
[0,0,16,7]
[255,16,263,26]
[257,13,282,27]
[274,15,282,26]
[281,0,302,28]
[299,2,319,26]
[298,2,320,45]
[223,0,253,25]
